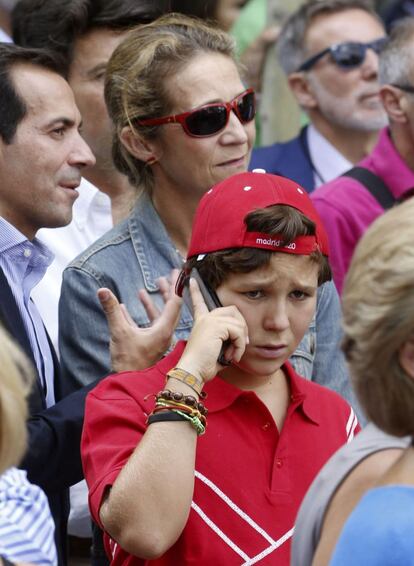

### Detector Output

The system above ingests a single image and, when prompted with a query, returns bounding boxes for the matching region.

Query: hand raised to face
[176,277,249,384]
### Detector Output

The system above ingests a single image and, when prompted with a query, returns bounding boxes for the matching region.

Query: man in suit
[250,0,387,192]
[0,42,95,564]
[11,0,169,351]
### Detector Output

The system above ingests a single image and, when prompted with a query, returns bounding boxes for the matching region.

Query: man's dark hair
[0,42,63,143]
[12,0,170,76]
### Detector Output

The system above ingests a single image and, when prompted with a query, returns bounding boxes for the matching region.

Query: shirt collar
[360,127,414,198]
[0,216,27,253]
[307,124,353,188]
[0,216,54,266]
[157,341,320,424]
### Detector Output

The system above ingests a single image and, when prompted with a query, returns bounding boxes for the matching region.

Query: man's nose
[69,134,96,168]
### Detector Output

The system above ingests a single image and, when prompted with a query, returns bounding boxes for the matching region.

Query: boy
[82,171,358,565]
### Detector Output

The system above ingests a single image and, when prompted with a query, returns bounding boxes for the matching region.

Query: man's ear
[120,126,161,164]
[380,85,408,125]
[399,338,414,379]
[287,72,318,110]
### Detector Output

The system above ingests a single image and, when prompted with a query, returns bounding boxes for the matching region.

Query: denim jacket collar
[128,192,185,293]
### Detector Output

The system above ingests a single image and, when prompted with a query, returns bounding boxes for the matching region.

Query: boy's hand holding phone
[177,277,249,385]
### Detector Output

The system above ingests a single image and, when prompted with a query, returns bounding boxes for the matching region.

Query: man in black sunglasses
[250,0,387,193]
[311,17,414,294]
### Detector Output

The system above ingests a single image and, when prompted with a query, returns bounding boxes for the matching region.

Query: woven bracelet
[166,367,206,398]
[174,409,206,435]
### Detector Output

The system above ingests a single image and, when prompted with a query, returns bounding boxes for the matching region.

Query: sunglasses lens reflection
[334,43,364,67]
[185,105,228,136]
[237,91,256,122]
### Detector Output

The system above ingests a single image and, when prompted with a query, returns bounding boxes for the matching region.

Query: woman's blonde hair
[342,197,414,436]
[0,325,33,472]
[104,13,237,191]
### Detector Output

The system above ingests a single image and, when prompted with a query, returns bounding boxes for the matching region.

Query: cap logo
[256,237,296,250]
[243,186,252,191]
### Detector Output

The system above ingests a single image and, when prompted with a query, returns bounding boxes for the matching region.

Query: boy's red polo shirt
[82,341,359,565]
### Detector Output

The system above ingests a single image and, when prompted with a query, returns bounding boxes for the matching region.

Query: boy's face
[216,253,319,381]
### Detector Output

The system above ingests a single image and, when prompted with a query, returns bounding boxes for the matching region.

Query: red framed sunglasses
[137,88,256,138]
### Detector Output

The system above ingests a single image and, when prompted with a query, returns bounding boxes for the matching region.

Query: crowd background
[1,0,414,565]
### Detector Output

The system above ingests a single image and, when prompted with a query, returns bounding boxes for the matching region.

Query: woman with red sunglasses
[58,15,356,416]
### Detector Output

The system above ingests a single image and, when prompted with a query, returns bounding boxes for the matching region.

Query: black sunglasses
[137,89,256,138]
[298,37,388,72]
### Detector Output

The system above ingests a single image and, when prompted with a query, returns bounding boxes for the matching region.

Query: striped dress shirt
[0,217,55,406]
[0,467,57,565]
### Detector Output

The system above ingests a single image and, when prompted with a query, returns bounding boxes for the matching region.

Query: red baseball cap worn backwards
[187,170,329,259]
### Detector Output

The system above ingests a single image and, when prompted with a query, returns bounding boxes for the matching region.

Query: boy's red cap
[187,170,329,259]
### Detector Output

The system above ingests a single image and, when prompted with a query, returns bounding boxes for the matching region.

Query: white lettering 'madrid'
[256,238,296,250]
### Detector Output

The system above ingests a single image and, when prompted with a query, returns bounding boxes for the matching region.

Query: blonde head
[104,13,236,191]
[0,325,33,472]
[342,197,414,436]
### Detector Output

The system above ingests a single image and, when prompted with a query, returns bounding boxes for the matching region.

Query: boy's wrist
[166,366,205,398]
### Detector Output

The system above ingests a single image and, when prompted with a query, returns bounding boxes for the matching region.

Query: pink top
[311,128,414,293]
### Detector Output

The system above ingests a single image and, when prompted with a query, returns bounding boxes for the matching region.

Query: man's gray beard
[321,103,388,132]
[308,74,388,133]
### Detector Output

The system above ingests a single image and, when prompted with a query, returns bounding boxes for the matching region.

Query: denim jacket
[59,192,358,411]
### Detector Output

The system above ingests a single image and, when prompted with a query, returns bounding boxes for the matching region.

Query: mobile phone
[186,268,232,366]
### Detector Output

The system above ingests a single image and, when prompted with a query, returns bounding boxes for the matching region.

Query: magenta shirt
[311,128,414,294]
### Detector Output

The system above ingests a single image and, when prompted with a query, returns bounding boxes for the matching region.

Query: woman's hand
[177,278,248,383]
[97,270,182,372]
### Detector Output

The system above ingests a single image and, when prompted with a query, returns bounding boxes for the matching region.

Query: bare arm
[99,279,248,559]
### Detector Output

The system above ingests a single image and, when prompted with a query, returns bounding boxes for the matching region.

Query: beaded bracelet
[156,389,208,416]
[166,367,206,399]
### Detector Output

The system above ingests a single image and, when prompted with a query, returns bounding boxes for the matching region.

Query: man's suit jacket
[0,267,95,565]
[249,126,315,193]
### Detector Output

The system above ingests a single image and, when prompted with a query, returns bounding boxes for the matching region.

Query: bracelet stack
[147,389,208,435]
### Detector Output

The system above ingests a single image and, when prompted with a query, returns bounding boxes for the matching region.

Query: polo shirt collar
[158,341,320,424]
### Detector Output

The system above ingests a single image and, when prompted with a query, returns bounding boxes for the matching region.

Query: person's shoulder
[65,213,132,271]
[289,362,349,405]
[311,175,350,200]
[331,486,414,564]
[287,362,358,428]
[311,169,370,204]
[88,363,164,404]
[250,133,304,170]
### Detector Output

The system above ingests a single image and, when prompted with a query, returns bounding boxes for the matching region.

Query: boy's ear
[120,126,161,163]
